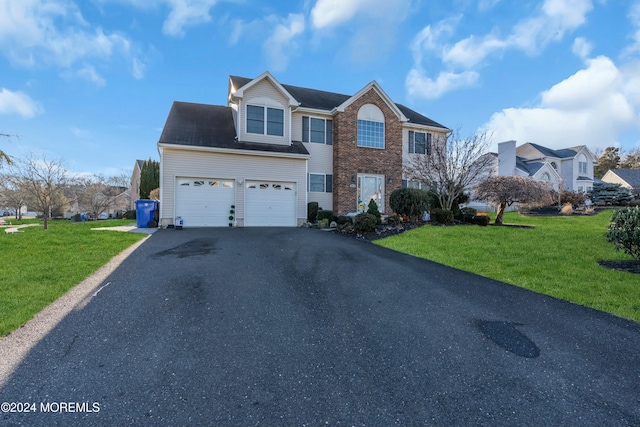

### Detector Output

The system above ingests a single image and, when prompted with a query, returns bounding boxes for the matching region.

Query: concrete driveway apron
[1,227,638,426]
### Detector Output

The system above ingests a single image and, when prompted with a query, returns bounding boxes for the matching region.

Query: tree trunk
[495,202,507,225]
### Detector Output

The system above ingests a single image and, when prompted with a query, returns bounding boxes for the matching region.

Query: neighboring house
[602,169,640,197]
[490,140,596,192]
[130,159,144,210]
[157,71,449,227]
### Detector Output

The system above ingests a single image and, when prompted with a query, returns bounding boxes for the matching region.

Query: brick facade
[333,88,403,215]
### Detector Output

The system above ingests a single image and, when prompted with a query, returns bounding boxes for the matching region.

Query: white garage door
[245,181,296,227]
[175,178,235,227]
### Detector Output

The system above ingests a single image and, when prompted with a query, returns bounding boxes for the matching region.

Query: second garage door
[244,181,296,227]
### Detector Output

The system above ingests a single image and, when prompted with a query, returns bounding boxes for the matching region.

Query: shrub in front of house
[354,213,377,233]
[606,207,640,260]
[389,188,429,221]
[123,209,136,220]
[386,214,401,224]
[455,207,477,223]
[431,208,454,224]
[308,202,319,222]
[470,215,490,226]
[317,210,333,222]
[336,215,352,225]
[367,199,382,225]
[560,203,573,215]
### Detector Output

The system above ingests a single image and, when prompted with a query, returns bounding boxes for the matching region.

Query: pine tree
[139,158,159,200]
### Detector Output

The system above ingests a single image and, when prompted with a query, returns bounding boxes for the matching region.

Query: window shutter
[326,174,333,193]
[426,133,432,155]
[402,179,408,188]
[408,131,415,153]
[326,120,333,145]
[302,116,309,143]
[307,173,310,192]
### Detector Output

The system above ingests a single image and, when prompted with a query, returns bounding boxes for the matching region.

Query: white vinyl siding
[303,139,333,210]
[238,79,290,145]
[159,148,307,227]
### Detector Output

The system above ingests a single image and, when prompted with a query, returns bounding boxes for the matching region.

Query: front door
[357,174,384,212]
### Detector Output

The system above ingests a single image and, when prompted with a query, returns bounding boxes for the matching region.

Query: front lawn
[376,211,640,322]
[0,220,147,336]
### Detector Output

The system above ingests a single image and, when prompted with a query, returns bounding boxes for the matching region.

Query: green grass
[0,219,146,336]
[376,211,640,322]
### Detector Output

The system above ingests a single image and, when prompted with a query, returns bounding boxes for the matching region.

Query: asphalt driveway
[1,227,639,426]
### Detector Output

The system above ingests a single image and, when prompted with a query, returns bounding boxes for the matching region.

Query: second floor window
[408,131,432,155]
[578,154,588,174]
[247,105,284,136]
[302,117,333,144]
[357,119,384,148]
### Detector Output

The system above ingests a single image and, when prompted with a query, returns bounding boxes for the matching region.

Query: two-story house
[492,140,597,192]
[157,71,449,227]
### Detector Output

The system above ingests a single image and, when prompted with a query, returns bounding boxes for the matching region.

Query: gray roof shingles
[611,169,640,187]
[162,76,448,153]
[158,101,309,156]
[230,75,447,128]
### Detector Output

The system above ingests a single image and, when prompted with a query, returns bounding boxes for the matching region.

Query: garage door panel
[245,181,296,227]
[175,178,234,227]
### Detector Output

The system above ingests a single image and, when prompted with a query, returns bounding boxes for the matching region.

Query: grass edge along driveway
[0,219,147,337]
[376,210,640,322]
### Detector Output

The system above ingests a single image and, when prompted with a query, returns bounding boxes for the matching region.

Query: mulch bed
[597,260,640,274]
[332,221,427,241]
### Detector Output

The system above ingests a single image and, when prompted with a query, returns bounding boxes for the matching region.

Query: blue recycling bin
[135,199,158,228]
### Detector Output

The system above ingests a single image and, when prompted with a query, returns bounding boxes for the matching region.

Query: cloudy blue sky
[1,0,639,177]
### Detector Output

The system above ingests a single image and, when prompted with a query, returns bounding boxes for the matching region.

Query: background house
[129,159,144,210]
[602,169,640,198]
[492,140,596,192]
[157,72,449,227]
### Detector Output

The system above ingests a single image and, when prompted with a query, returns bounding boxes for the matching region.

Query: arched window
[541,172,551,181]
[357,104,384,148]
[550,161,557,170]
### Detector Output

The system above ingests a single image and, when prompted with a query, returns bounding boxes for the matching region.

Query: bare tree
[16,155,68,229]
[404,129,494,211]
[0,173,30,220]
[76,174,121,219]
[107,169,132,189]
[474,176,553,225]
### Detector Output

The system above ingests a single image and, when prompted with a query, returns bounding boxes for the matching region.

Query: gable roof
[158,101,309,156]
[515,142,592,161]
[609,169,640,187]
[229,75,447,129]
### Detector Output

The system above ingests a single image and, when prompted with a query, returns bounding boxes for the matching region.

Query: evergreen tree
[139,158,159,200]
[594,147,621,179]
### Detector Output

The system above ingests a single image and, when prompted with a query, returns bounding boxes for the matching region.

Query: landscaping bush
[389,188,429,220]
[606,207,640,260]
[336,215,352,225]
[559,190,586,207]
[367,199,382,225]
[470,215,490,226]
[72,213,82,222]
[307,202,319,222]
[317,209,333,222]
[431,208,454,224]
[354,212,377,233]
[591,182,633,205]
[455,207,477,223]
[561,203,574,215]
[123,209,136,220]
[386,214,401,224]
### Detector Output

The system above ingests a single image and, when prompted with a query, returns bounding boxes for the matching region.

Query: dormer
[228,72,298,146]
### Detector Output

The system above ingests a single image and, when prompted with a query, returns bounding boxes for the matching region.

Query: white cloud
[0,0,141,83]
[481,56,638,151]
[406,68,479,100]
[310,0,370,30]
[407,0,594,99]
[263,14,305,72]
[0,88,44,118]
[572,37,592,58]
[161,0,219,37]
[77,64,106,86]
[623,1,640,57]
[132,58,145,79]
